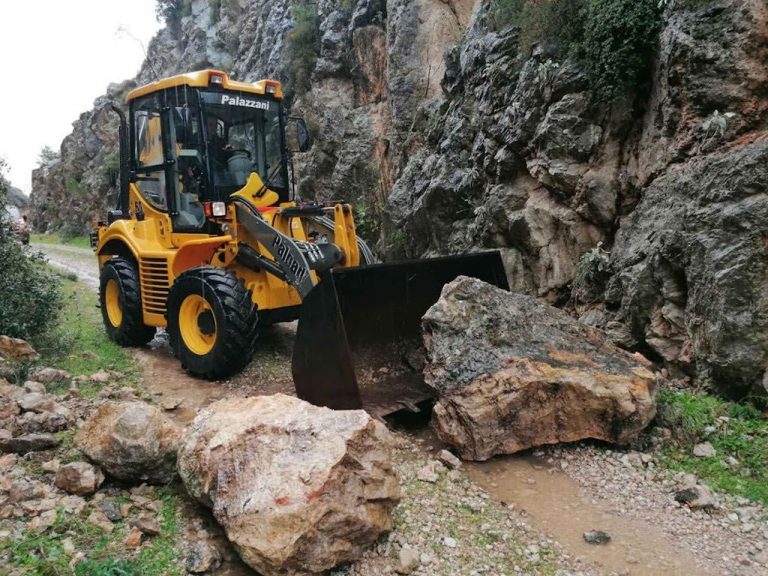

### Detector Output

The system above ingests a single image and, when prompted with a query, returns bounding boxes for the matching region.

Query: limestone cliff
[30,0,768,397]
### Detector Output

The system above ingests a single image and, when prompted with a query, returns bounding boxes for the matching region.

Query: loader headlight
[203,201,227,218]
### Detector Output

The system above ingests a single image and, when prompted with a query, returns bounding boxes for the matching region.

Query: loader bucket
[291,251,509,416]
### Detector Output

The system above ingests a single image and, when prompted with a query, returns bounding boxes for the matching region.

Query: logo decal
[220,95,271,111]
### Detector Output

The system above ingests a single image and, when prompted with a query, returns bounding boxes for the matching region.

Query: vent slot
[139,257,170,315]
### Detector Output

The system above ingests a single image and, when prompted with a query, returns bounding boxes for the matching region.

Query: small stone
[98,500,123,522]
[90,371,111,383]
[417,461,445,483]
[28,367,70,384]
[41,459,60,473]
[420,552,433,565]
[674,485,717,510]
[22,381,46,394]
[124,527,143,548]
[17,392,55,413]
[693,442,716,458]
[161,398,182,411]
[396,546,420,574]
[0,433,59,454]
[87,510,115,533]
[62,537,76,555]
[130,515,161,536]
[185,540,222,573]
[583,530,611,545]
[55,462,105,496]
[443,536,458,548]
[437,449,462,470]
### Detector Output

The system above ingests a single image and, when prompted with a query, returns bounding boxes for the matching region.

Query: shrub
[0,238,61,344]
[286,3,321,99]
[571,243,611,303]
[0,159,61,344]
[489,0,661,99]
[582,0,661,99]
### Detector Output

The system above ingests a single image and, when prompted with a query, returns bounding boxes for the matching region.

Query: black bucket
[291,251,509,416]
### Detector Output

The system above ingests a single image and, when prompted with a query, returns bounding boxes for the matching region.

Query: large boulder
[423,277,657,460]
[75,402,181,484]
[178,394,400,576]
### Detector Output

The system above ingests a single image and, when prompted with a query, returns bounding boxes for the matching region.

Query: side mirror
[287,116,314,153]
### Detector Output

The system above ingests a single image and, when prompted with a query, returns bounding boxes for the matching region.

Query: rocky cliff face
[31,0,768,397]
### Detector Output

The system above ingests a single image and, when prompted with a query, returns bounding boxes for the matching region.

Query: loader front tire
[99,257,156,346]
[167,267,258,380]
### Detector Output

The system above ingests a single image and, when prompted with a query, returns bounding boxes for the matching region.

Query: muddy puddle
[466,454,711,576]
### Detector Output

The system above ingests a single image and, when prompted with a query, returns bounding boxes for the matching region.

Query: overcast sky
[0,1,161,193]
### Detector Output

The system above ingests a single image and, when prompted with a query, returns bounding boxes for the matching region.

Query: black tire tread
[167,267,258,380]
[100,257,155,346]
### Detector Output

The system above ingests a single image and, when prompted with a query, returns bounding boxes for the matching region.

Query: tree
[36,146,60,168]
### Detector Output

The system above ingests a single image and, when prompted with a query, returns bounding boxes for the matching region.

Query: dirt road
[40,244,766,576]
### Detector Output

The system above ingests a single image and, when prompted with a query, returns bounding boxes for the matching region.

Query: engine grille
[139,257,170,316]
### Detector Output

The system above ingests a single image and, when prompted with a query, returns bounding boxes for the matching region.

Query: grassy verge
[34,272,138,389]
[31,232,91,250]
[656,389,768,506]
[0,487,184,576]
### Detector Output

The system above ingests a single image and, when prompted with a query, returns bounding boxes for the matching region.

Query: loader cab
[126,71,289,232]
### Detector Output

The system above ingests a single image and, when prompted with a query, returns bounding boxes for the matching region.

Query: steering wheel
[228,149,251,159]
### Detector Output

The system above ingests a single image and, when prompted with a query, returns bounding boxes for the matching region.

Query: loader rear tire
[167,267,258,380]
[99,257,156,346]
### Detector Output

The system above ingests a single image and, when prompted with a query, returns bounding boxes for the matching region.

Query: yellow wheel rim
[179,294,217,356]
[105,279,123,328]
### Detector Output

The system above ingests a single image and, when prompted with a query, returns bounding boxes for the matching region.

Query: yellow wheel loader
[93,70,508,415]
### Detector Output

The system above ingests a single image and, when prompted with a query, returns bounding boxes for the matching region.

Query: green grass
[657,390,768,506]
[35,274,137,385]
[31,232,91,250]
[0,488,184,576]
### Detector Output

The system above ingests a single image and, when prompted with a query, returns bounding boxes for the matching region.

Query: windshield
[201,91,287,197]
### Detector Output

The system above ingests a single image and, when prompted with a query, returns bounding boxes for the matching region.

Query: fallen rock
[0,335,38,361]
[22,381,46,394]
[0,432,60,454]
[693,442,717,458]
[28,367,70,384]
[87,509,115,533]
[437,449,462,470]
[396,546,420,574]
[178,394,400,576]
[17,392,56,413]
[416,461,445,483]
[98,500,123,522]
[89,371,111,383]
[130,515,160,535]
[423,277,657,460]
[75,402,181,484]
[186,540,222,574]
[584,530,611,545]
[674,485,717,510]
[55,462,105,496]
[124,527,143,548]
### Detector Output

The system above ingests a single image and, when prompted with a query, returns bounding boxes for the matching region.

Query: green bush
[0,241,61,344]
[286,3,321,99]
[0,160,61,344]
[489,0,661,99]
[582,0,661,99]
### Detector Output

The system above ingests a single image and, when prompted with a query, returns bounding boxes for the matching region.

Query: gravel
[544,443,768,575]
[331,434,594,576]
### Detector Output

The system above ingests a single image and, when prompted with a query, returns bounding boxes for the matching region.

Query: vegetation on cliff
[491,0,661,98]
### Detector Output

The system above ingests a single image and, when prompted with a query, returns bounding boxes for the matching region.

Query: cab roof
[126,70,284,102]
